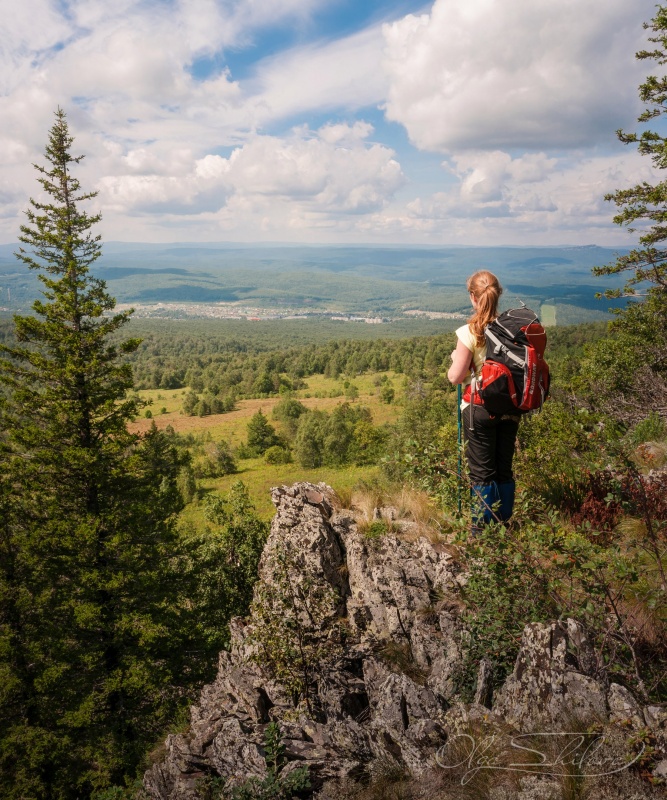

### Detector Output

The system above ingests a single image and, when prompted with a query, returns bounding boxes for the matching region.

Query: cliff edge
[144,482,667,799]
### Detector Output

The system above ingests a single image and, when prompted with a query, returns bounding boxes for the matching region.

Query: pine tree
[595,5,667,316]
[588,6,667,418]
[0,109,191,798]
[246,409,280,454]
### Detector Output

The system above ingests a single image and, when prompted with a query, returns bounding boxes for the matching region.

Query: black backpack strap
[485,328,525,367]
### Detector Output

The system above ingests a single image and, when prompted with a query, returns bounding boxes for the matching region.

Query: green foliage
[594,5,667,313]
[626,411,667,446]
[573,301,667,424]
[293,409,327,468]
[0,110,204,798]
[182,482,269,652]
[121,321,455,399]
[271,396,307,438]
[291,403,383,468]
[264,445,292,465]
[348,420,388,466]
[591,6,667,421]
[383,379,460,509]
[182,389,199,415]
[182,389,236,417]
[514,399,616,506]
[177,463,198,503]
[364,520,391,539]
[343,380,359,399]
[248,543,344,712]
[379,381,395,404]
[194,441,237,478]
[246,410,282,455]
[454,487,667,703]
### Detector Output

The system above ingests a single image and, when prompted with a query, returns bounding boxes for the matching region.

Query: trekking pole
[457,383,462,516]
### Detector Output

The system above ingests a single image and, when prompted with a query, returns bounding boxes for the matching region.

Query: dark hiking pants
[462,405,519,484]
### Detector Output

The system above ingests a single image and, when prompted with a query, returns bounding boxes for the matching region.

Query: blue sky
[0,0,661,245]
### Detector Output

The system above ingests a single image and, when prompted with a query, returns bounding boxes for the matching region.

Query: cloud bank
[0,0,661,244]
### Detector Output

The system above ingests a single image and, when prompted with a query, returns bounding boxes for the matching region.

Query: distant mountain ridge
[0,242,629,323]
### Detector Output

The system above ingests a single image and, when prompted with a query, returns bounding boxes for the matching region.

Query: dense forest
[2,6,667,797]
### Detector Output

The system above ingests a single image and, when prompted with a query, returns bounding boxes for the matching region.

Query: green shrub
[246,410,282,455]
[514,399,616,506]
[626,412,666,446]
[453,489,667,704]
[264,445,292,465]
[271,396,307,439]
[182,482,269,652]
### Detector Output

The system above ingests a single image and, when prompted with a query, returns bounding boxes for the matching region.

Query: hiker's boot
[471,482,499,535]
[497,480,516,524]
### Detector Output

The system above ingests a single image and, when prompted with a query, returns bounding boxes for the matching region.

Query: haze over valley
[0,242,628,326]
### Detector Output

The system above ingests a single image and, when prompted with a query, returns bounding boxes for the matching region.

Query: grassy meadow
[130,370,405,519]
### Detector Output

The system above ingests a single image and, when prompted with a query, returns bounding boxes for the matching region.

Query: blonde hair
[467,270,502,346]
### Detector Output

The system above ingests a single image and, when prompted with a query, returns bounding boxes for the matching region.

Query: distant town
[113,302,468,323]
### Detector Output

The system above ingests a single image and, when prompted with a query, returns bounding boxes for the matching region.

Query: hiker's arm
[448,339,473,384]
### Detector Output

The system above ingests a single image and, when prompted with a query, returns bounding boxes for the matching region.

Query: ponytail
[467,270,502,347]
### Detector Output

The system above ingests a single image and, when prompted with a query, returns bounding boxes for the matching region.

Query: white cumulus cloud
[382,0,655,152]
[96,122,405,222]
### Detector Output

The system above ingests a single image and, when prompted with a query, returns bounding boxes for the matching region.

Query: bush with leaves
[514,398,619,507]
[626,411,667,447]
[379,381,395,404]
[193,441,237,478]
[271,396,307,439]
[292,403,384,469]
[264,445,293,465]
[177,463,198,503]
[293,409,327,468]
[382,377,461,512]
[454,488,667,704]
[246,410,282,456]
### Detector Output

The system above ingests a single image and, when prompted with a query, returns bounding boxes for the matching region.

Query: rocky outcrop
[492,619,607,731]
[144,482,667,800]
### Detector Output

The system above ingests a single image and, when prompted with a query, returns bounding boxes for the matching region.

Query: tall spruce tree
[595,5,667,314]
[0,110,190,798]
[586,6,667,420]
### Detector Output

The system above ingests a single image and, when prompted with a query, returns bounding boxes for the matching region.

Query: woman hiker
[447,270,519,533]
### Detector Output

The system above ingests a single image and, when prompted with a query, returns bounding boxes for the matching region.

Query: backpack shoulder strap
[485,327,525,367]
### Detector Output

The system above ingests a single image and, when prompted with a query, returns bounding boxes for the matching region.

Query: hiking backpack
[463,306,550,416]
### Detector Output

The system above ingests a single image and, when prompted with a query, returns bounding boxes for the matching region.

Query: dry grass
[330,484,355,512]
[349,487,385,525]
[375,639,427,685]
[337,562,350,578]
[347,485,445,543]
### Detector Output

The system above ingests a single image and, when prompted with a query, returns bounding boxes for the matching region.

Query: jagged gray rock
[144,482,666,800]
[492,619,607,731]
[608,682,645,728]
[144,483,461,798]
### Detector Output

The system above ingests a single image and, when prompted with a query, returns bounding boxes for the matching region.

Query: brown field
[129,371,403,444]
